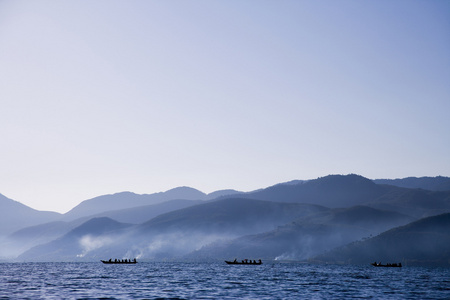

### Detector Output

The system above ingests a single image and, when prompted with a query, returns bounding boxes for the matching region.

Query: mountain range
[1,174,449,265]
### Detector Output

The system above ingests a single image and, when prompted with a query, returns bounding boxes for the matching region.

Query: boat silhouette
[371,262,402,267]
[101,258,137,264]
[225,259,262,265]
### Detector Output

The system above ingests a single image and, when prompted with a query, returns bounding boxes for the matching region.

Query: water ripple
[0,262,449,299]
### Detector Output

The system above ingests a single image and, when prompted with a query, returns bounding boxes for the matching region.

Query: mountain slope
[374,176,450,191]
[237,175,450,217]
[187,205,414,261]
[189,223,370,261]
[367,188,450,218]
[0,194,61,237]
[293,205,414,234]
[2,199,203,259]
[17,217,133,261]
[17,199,327,261]
[313,213,450,266]
[137,198,328,236]
[62,188,206,221]
[242,174,386,207]
[62,188,241,221]
[1,219,87,258]
[86,199,203,224]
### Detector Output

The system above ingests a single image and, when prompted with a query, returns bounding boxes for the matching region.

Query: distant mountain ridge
[236,175,450,218]
[84,199,203,224]
[61,189,202,221]
[62,187,241,221]
[373,176,450,191]
[0,194,61,237]
[241,174,385,207]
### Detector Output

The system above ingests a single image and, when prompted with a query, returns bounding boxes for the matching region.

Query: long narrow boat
[101,260,137,264]
[225,260,262,265]
[371,262,401,267]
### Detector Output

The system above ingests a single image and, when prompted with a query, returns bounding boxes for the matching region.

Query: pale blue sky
[1,0,449,213]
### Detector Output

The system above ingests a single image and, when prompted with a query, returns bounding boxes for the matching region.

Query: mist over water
[0,262,448,299]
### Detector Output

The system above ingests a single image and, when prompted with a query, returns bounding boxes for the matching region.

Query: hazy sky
[1,0,449,213]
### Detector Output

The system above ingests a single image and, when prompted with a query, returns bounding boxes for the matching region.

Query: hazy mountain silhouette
[127,198,328,259]
[17,199,327,261]
[2,199,203,258]
[62,189,203,221]
[292,205,414,233]
[313,213,450,266]
[136,198,328,236]
[189,223,369,262]
[0,193,61,237]
[83,199,203,224]
[206,189,243,199]
[373,176,450,191]
[241,174,386,207]
[62,188,241,221]
[17,217,133,261]
[1,218,90,258]
[17,199,418,262]
[240,175,450,218]
[2,190,238,258]
[5,174,450,263]
[187,205,414,261]
[366,188,450,218]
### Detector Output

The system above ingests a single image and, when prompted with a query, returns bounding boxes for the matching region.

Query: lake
[0,262,448,299]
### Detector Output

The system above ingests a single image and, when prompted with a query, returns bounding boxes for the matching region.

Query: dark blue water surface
[0,262,448,299]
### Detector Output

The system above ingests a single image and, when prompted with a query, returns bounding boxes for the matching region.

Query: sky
[0,0,449,213]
